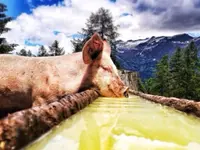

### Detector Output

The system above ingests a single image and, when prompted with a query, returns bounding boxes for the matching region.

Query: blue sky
[1,0,200,54]
[2,0,64,18]
[2,0,116,18]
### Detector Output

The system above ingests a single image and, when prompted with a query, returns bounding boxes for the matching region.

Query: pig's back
[0,55,34,92]
[0,54,85,104]
[0,54,63,109]
[0,55,35,110]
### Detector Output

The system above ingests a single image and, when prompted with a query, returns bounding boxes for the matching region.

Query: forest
[139,42,200,101]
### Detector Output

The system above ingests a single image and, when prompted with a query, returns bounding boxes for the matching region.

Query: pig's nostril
[123,87,129,98]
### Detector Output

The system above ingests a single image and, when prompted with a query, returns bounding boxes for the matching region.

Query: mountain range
[115,33,200,79]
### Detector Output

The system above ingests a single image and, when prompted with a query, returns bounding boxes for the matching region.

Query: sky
[1,0,200,54]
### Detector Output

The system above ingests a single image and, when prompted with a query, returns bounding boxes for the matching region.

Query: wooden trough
[0,89,99,150]
[130,89,200,118]
[1,88,200,150]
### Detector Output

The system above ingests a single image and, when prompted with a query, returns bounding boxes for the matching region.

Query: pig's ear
[82,33,103,64]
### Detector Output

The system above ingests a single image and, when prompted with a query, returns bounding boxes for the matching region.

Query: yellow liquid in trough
[26,95,200,150]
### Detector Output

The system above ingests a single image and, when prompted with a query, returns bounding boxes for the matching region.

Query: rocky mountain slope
[116,34,200,79]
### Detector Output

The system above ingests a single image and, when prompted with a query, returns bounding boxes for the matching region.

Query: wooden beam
[0,89,99,150]
[130,90,200,118]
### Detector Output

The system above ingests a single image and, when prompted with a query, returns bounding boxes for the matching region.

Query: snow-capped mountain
[115,33,200,79]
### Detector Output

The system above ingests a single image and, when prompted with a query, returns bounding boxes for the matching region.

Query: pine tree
[27,50,33,57]
[0,3,15,53]
[81,8,119,43]
[71,38,87,53]
[16,49,34,57]
[137,78,146,93]
[182,41,199,99]
[38,45,48,57]
[16,49,28,56]
[143,42,200,100]
[0,3,11,35]
[169,47,184,97]
[154,55,170,96]
[71,7,120,67]
[49,40,65,56]
[143,78,157,94]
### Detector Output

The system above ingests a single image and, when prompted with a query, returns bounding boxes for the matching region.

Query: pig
[0,33,129,114]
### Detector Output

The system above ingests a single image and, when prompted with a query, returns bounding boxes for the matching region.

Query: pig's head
[82,33,129,97]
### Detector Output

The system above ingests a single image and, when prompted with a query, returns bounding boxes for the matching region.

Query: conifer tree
[169,47,184,97]
[182,41,199,99]
[81,8,119,43]
[71,38,87,53]
[143,78,156,94]
[38,45,48,57]
[154,55,170,96]
[0,3,15,53]
[137,78,146,93]
[49,40,65,56]
[16,49,28,56]
[71,7,120,68]
[27,50,33,57]
[16,49,33,57]
[142,42,200,100]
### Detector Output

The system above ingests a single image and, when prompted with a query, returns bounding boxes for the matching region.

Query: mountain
[115,33,200,79]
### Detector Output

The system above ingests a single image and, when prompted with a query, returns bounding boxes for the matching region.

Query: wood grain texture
[0,89,99,150]
[130,89,200,118]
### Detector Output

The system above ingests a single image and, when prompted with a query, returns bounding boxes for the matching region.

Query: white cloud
[2,0,133,54]
[2,0,200,54]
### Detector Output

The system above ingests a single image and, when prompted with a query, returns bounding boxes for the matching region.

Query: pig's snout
[123,87,129,98]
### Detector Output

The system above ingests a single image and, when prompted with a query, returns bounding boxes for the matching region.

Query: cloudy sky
[1,0,200,54]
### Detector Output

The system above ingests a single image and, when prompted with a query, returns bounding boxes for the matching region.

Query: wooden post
[0,89,99,150]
